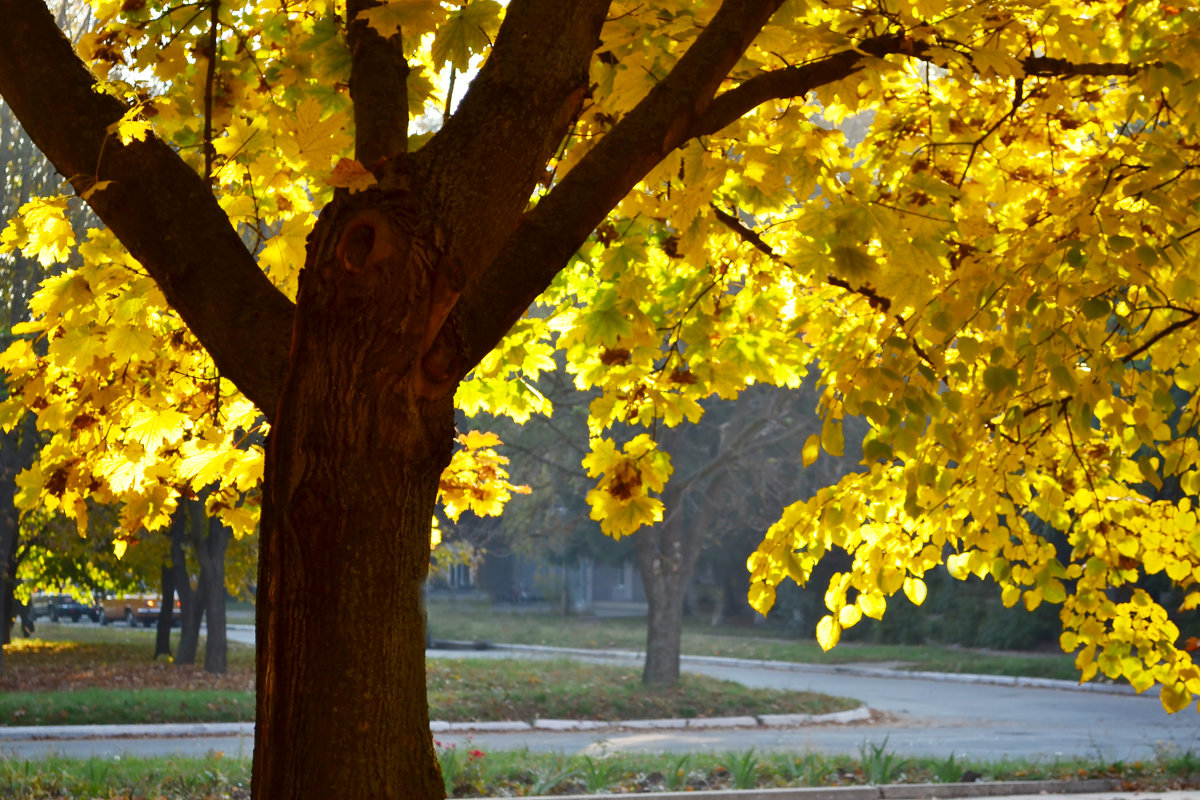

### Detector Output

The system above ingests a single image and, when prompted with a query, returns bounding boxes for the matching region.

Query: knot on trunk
[295,184,464,402]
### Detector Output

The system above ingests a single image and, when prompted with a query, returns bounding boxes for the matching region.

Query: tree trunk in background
[197,510,230,674]
[251,189,454,800]
[0,415,36,675]
[173,508,203,665]
[155,561,175,659]
[635,483,708,686]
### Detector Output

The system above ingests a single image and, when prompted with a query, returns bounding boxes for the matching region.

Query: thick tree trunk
[252,182,455,800]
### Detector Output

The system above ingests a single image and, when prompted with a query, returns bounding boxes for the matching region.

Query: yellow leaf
[858,592,886,619]
[802,433,820,467]
[328,158,378,194]
[821,417,844,458]
[1161,682,1191,714]
[113,539,128,559]
[106,111,152,145]
[903,577,927,606]
[748,581,775,616]
[816,614,841,651]
[460,430,502,450]
[431,0,503,69]
[127,408,190,453]
[288,98,352,168]
[359,0,447,38]
[838,604,862,627]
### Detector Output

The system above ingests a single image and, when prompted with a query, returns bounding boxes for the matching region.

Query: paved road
[4,626,1199,762]
[427,648,1200,761]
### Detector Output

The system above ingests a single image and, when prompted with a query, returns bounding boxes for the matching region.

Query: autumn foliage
[1,0,1199,772]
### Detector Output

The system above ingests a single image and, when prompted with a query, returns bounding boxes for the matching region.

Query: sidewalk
[0,706,871,742]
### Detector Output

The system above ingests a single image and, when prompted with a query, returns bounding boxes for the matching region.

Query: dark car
[30,593,101,623]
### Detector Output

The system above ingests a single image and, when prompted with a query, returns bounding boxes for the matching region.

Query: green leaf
[1079,298,1110,320]
[431,0,503,70]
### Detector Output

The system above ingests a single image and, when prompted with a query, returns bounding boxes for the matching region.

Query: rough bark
[252,174,455,800]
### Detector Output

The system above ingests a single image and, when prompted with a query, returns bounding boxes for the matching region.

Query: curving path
[2,628,1198,762]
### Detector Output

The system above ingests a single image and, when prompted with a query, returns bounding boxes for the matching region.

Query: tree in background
[2,1,1200,798]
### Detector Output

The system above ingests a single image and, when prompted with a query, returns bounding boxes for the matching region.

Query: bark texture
[253,173,455,800]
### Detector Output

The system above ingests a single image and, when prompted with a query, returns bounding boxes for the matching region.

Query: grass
[427,596,1082,680]
[427,657,856,721]
[4,745,1199,798]
[0,688,256,727]
[2,626,855,726]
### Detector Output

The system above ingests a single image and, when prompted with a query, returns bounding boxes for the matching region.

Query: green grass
[3,745,1198,798]
[0,658,854,726]
[0,689,256,727]
[426,657,856,721]
[426,596,1082,680]
[2,628,856,726]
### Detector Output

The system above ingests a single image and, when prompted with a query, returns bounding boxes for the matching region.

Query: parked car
[29,593,101,623]
[99,593,180,628]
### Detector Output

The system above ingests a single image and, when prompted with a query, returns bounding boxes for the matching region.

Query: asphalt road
[3,626,1198,762]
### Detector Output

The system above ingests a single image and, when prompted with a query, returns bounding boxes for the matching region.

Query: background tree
[3,2,1200,800]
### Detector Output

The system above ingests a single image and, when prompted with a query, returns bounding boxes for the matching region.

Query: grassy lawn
[427,657,855,721]
[1,626,854,726]
[427,596,1082,681]
[3,745,1199,798]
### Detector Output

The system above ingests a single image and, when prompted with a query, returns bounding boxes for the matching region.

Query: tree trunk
[173,507,203,665]
[251,184,454,800]
[635,478,709,687]
[636,531,688,686]
[155,561,175,659]
[0,415,36,675]
[198,511,230,674]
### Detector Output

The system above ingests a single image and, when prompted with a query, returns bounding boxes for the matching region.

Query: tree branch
[347,0,409,164]
[0,0,294,419]
[412,0,612,272]
[457,0,786,372]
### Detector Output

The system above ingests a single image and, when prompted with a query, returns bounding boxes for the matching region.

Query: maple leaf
[359,0,447,38]
[431,0,503,70]
[328,158,378,193]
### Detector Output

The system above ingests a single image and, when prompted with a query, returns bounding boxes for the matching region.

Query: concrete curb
[0,722,254,740]
[513,779,1123,800]
[486,643,1140,697]
[0,707,871,741]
